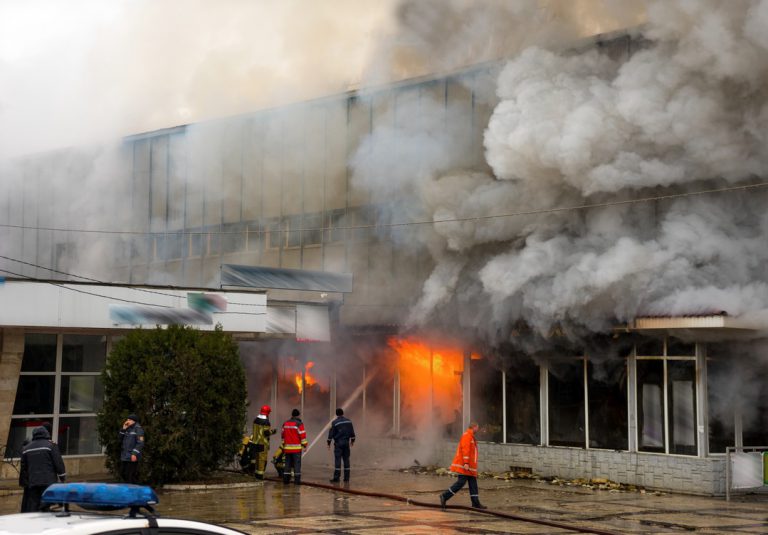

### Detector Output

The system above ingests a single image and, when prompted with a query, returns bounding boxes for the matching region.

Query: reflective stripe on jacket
[281,417,308,452]
[450,427,478,476]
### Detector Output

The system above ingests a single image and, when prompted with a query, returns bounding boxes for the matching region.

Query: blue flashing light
[42,483,159,511]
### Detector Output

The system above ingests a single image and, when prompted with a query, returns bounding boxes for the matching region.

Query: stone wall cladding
[363,438,727,496]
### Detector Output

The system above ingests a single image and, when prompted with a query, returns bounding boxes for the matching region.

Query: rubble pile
[400,464,653,494]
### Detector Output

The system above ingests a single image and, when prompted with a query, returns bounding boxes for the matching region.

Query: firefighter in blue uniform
[327,408,356,482]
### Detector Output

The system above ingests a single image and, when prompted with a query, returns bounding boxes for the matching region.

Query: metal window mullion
[696,343,706,457]
[541,364,548,447]
[53,334,63,436]
[583,357,589,450]
[663,358,669,455]
[502,370,507,444]
[628,347,637,452]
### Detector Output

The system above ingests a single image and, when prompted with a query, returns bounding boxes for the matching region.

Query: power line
[0,181,765,237]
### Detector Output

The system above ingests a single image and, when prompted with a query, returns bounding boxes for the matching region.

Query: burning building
[2,1,768,496]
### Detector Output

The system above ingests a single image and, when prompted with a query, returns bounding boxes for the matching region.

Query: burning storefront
[2,2,768,496]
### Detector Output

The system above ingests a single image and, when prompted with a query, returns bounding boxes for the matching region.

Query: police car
[0,482,247,534]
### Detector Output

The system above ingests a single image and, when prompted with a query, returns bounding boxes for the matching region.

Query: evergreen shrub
[97,325,247,484]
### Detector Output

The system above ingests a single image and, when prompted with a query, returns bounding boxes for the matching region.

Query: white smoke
[352,0,768,342]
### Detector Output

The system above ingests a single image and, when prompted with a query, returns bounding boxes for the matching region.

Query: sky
[0,0,400,159]
[0,0,639,160]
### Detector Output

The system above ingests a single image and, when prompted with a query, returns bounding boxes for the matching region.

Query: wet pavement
[1,462,767,533]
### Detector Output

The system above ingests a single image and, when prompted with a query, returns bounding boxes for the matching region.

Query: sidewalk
[1,463,766,533]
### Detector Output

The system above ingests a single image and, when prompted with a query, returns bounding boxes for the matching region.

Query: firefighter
[272,442,286,477]
[281,408,308,484]
[439,422,487,510]
[252,405,277,480]
[326,407,356,482]
[237,435,256,474]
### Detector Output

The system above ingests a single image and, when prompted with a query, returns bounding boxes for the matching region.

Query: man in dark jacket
[327,408,356,482]
[19,426,66,512]
[119,413,145,484]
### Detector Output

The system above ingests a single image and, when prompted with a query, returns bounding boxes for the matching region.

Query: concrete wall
[364,437,727,496]
[0,329,24,458]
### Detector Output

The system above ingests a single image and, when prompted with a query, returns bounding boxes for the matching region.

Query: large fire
[387,337,466,430]
[294,361,318,394]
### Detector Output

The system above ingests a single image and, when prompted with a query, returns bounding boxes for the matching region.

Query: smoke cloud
[353,0,768,347]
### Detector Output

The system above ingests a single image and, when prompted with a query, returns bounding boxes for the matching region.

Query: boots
[439,492,449,510]
[471,501,488,510]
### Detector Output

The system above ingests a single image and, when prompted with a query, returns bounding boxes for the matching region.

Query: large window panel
[62,335,106,372]
[668,360,697,455]
[505,359,540,445]
[637,360,665,453]
[470,356,502,442]
[588,360,628,450]
[12,375,55,415]
[548,360,584,447]
[21,333,57,372]
[59,417,101,455]
[707,359,734,454]
[60,376,104,413]
[742,367,768,448]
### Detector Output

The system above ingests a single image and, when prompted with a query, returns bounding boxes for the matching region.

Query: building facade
[1,33,765,495]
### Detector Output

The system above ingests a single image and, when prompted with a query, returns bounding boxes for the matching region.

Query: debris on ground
[398,464,651,494]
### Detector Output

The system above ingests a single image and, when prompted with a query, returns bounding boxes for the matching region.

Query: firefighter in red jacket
[439,422,487,509]
[281,408,308,484]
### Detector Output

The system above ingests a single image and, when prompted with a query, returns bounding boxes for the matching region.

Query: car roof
[0,512,247,535]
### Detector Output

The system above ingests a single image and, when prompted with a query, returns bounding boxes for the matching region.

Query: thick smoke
[354,0,768,346]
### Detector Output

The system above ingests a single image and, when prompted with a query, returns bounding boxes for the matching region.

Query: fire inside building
[1,29,767,497]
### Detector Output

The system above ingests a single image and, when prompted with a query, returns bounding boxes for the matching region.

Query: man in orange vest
[439,422,487,510]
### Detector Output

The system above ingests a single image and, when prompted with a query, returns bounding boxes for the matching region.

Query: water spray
[304,368,378,454]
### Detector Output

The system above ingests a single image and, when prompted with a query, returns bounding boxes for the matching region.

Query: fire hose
[265,476,623,535]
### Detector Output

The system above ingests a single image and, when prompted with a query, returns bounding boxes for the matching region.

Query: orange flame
[294,361,317,394]
[388,337,465,426]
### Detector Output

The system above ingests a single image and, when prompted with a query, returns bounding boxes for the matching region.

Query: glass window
[188,231,203,258]
[505,359,540,445]
[588,360,628,450]
[21,333,57,372]
[637,360,665,452]
[707,359,735,454]
[12,375,55,415]
[165,232,183,259]
[62,335,106,372]
[5,418,53,458]
[548,360,584,447]
[741,366,768,448]
[207,226,220,256]
[60,376,104,413]
[302,213,323,246]
[470,356,502,442]
[287,215,302,248]
[635,338,663,357]
[221,223,245,254]
[58,417,102,455]
[667,338,695,356]
[325,209,346,243]
[266,218,283,249]
[668,360,697,455]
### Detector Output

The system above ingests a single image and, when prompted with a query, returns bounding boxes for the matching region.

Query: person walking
[281,409,307,484]
[326,408,356,482]
[252,405,277,480]
[439,422,487,510]
[19,426,66,512]
[119,413,145,484]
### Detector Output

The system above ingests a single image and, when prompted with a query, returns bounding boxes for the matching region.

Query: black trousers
[332,443,351,481]
[441,474,480,506]
[22,485,47,512]
[121,461,140,484]
[283,452,302,484]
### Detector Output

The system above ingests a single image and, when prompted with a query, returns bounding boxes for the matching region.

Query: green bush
[97,325,246,485]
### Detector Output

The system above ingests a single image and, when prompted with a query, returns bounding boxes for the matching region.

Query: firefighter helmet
[260,405,271,415]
